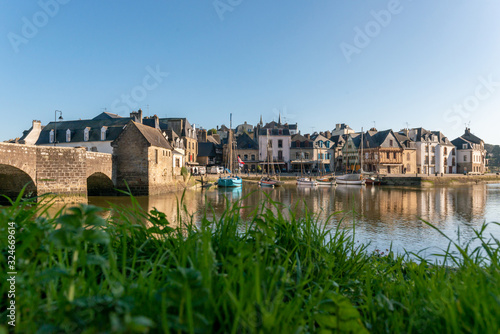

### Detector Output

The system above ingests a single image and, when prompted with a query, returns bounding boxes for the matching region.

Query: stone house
[451,127,487,174]
[361,129,404,174]
[112,121,174,196]
[163,129,184,176]
[331,123,355,137]
[197,129,223,167]
[407,128,456,174]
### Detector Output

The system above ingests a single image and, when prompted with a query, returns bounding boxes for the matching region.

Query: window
[464,155,467,162]
[318,141,323,148]
[462,144,467,149]
[84,128,90,142]
[389,140,393,147]
[431,146,435,153]
[155,149,159,164]
[49,130,54,143]
[66,129,71,142]
[365,153,369,159]
[393,152,396,159]
[176,158,180,167]
[101,126,107,141]
[295,140,300,147]
[318,153,321,160]
[305,153,309,159]
[278,140,283,148]
[444,157,448,165]
[325,141,330,148]
[296,152,301,159]
[444,147,447,155]
[278,150,283,160]
[251,154,255,161]
[431,157,435,164]
[244,154,248,160]
[386,152,390,159]
[425,157,429,164]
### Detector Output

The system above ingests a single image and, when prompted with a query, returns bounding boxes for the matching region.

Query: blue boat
[217,175,242,187]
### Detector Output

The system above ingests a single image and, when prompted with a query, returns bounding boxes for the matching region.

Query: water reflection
[77,183,499,257]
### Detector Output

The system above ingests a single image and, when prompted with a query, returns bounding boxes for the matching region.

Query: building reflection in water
[84,183,499,257]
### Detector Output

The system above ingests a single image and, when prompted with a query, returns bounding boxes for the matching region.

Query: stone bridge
[0,142,113,202]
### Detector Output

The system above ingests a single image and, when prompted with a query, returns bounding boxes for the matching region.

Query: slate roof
[36,118,131,145]
[258,128,290,136]
[198,142,217,158]
[453,129,483,146]
[291,134,313,148]
[363,130,402,149]
[236,133,259,150]
[394,132,416,149]
[329,135,346,147]
[132,122,173,150]
[93,112,123,120]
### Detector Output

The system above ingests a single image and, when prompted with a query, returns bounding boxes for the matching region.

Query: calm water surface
[84,183,500,259]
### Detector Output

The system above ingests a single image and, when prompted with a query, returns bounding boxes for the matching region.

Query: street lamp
[54,110,63,146]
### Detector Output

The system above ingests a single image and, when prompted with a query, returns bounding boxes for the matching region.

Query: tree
[208,128,217,135]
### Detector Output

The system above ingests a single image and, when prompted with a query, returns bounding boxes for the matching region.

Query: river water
[83,183,500,260]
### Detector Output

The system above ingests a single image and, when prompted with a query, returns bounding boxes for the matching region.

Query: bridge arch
[87,172,115,196]
[0,164,37,201]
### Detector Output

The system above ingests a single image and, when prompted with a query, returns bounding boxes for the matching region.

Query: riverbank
[191,173,500,187]
[1,194,499,333]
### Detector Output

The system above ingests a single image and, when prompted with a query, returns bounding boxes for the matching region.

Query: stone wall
[148,146,174,195]
[36,146,88,201]
[112,125,150,195]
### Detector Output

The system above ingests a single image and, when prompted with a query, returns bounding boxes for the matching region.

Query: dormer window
[84,127,90,142]
[66,129,71,142]
[49,129,55,143]
[462,144,467,149]
[101,126,107,141]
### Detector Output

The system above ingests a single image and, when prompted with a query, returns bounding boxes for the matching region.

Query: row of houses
[13,111,488,178]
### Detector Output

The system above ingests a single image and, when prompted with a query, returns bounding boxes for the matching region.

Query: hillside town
[7,109,489,180]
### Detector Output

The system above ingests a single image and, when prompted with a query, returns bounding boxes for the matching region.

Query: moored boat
[335,174,366,185]
[217,175,242,187]
[316,176,336,186]
[297,177,318,186]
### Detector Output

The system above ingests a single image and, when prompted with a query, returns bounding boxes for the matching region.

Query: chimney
[153,114,159,129]
[32,120,41,131]
[335,124,340,130]
[465,127,471,134]
[130,110,143,124]
[200,129,208,142]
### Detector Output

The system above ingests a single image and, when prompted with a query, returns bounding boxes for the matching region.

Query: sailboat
[315,158,336,186]
[217,114,242,188]
[259,132,283,187]
[297,150,317,186]
[336,128,365,186]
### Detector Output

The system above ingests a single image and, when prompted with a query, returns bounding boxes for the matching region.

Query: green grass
[1,189,499,333]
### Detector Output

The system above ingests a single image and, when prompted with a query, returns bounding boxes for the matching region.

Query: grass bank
[1,190,499,333]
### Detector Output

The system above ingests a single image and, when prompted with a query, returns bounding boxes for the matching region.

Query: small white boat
[297,177,318,186]
[335,174,366,185]
[316,176,336,186]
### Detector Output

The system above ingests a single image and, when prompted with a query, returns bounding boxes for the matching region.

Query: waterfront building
[290,133,314,173]
[329,135,347,173]
[451,127,487,174]
[111,121,174,196]
[361,129,404,174]
[341,133,362,172]
[407,128,456,174]
[395,130,417,174]
[235,121,254,138]
[235,133,259,172]
[257,121,292,172]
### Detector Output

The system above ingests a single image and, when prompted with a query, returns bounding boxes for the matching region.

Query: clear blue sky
[1,0,500,144]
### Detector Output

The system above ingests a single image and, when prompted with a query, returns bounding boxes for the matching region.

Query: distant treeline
[486,143,500,171]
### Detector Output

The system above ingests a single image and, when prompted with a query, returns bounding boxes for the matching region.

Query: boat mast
[360,127,364,173]
[229,113,233,174]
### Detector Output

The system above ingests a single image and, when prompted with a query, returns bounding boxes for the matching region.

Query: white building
[407,128,456,174]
